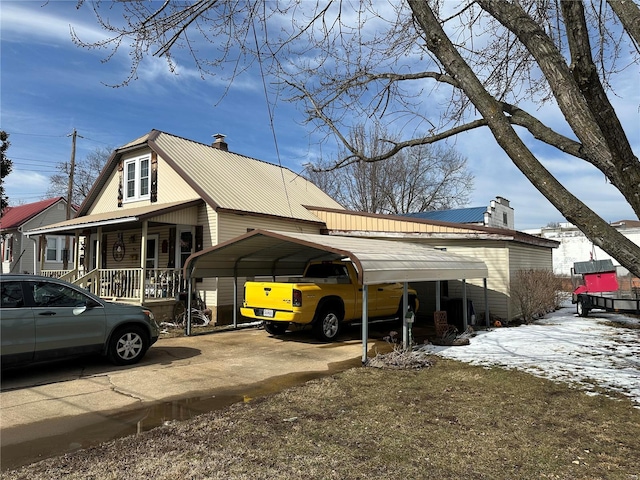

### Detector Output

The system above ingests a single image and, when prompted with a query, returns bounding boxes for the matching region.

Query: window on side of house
[44,236,73,263]
[2,236,12,262]
[123,154,151,203]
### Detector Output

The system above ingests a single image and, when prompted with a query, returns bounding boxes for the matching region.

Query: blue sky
[1,1,637,231]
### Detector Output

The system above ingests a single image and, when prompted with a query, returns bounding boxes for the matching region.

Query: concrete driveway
[1,324,384,470]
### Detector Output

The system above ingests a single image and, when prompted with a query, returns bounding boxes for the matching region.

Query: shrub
[511,269,563,323]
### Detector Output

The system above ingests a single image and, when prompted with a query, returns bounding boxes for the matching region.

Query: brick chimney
[212,133,228,151]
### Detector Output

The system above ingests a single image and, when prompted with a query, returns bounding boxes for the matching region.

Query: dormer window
[123,154,150,202]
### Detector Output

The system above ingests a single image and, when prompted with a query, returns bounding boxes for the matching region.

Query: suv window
[28,281,90,308]
[1,281,24,308]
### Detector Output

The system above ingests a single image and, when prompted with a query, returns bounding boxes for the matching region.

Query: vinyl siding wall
[406,240,511,322]
[508,243,554,318]
[215,212,325,321]
[194,204,218,312]
[19,202,72,274]
[89,149,200,215]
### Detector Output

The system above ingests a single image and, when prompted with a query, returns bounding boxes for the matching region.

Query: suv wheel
[107,326,149,365]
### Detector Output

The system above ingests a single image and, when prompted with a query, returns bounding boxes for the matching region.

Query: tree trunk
[407,0,640,278]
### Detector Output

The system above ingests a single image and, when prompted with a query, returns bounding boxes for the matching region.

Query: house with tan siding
[26,130,344,324]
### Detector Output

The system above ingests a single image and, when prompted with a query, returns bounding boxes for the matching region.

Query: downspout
[23,230,39,274]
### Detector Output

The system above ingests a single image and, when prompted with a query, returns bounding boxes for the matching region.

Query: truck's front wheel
[313,308,342,342]
[264,321,289,335]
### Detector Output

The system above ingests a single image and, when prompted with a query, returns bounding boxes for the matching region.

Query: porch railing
[43,267,185,303]
[40,270,72,279]
[143,268,185,300]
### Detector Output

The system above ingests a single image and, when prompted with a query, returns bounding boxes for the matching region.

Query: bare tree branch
[408,0,640,277]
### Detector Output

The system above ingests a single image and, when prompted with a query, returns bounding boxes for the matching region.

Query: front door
[145,235,160,297]
[177,229,193,268]
[146,235,159,271]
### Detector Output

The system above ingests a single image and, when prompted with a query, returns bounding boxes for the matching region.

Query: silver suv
[1,274,160,367]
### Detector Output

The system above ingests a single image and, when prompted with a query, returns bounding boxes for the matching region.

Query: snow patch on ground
[420,305,640,407]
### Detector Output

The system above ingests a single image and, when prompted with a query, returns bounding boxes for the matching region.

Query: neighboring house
[309,207,558,322]
[26,130,344,324]
[526,221,640,280]
[405,196,515,230]
[0,197,77,274]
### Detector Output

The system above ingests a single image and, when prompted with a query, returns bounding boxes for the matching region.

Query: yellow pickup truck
[240,260,418,341]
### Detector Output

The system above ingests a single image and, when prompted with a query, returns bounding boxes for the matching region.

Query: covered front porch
[27,200,205,322]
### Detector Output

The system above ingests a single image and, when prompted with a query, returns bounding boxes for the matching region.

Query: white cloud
[1,2,106,45]
[4,169,51,205]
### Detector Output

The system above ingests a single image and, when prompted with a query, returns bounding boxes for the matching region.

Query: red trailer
[571,259,640,317]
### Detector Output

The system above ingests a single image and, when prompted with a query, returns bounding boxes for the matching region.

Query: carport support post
[435,281,441,311]
[361,287,369,365]
[233,275,238,329]
[186,276,193,336]
[484,278,489,327]
[462,279,468,331]
[402,283,409,350]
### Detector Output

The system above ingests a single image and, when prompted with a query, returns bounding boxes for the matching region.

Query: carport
[183,229,488,363]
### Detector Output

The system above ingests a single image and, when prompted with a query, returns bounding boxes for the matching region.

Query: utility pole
[63,129,79,270]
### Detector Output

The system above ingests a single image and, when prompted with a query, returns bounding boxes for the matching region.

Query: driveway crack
[107,375,144,403]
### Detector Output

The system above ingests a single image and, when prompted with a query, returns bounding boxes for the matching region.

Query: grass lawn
[4,357,639,480]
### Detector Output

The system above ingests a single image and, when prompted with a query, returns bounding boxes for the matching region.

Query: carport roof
[184,229,488,285]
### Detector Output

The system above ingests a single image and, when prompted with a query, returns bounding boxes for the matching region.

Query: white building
[525,220,640,276]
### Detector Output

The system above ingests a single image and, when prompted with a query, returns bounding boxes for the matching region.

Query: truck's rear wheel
[313,308,342,342]
[264,321,289,335]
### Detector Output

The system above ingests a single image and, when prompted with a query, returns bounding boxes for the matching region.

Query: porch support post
[435,281,441,311]
[96,227,103,269]
[484,278,490,327]
[462,279,468,331]
[73,231,80,274]
[361,286,369,365]
[139,220,148,305]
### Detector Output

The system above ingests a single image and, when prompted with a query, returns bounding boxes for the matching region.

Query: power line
[11,156,64,164]
[3,131,67,138]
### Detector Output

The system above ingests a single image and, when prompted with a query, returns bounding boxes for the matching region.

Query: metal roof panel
[151,132,344,222]
[185,229,488,284]
[406,207,487,224]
